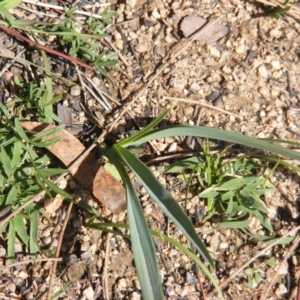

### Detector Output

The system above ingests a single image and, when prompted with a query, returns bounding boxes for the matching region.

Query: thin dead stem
[22,0,110,18]
[164,96,242,119]
[47,201,73,300]
[103,215,118,300]
[1,257,62,269]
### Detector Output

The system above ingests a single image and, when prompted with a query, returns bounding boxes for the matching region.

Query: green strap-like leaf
[117,109,170,147]
[113,145,214,268]
[120,125,300,161]
[109,147,164,300]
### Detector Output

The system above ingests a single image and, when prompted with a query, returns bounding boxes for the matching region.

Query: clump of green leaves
[88,110,300,300]
[244,258,276,288]
[12,75,61,123]
[164,140,276,233]
[0,102,70,263]
[35,6,118,77]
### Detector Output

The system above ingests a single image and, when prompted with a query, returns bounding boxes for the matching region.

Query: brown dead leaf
[21,122,126,214]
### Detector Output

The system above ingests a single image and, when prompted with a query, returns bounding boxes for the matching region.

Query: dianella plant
[90,109,300,300]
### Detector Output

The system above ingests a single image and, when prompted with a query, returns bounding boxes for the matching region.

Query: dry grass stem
[22,0,110,18]
[47,201,73,300]
[1,257,62,269]
[164,96,242,119]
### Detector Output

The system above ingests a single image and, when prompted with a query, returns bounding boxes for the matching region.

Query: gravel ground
[1,0,300,299]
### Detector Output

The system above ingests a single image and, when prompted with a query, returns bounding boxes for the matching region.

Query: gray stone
[180,15,228,44]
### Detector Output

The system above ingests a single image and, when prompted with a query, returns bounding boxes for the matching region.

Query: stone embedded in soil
[70,85,81,96]
[180,15,228,43]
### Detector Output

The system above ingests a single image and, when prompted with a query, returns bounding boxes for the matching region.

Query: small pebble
[135,42,148,53]
[118,278,127,289]
[180,15,228,43]
[260,110,266,117]
[168,142,177,152]
[70,86,81,96]
[258,64,268,78]
[275,283,287,296]
[83,286,94,299]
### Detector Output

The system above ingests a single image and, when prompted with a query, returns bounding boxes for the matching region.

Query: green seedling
[268,0,291,19]
[164,140,276,233]
[244,258,276,288]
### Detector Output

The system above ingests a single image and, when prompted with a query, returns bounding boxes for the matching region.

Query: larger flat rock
[180,15,228,44]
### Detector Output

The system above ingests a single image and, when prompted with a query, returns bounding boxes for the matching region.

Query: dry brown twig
[0,25,94,71]
[1,257,62,269]
[47,201,74,300]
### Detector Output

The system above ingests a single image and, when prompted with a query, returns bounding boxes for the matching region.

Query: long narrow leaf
[120,126,300,161]
[109,147,163,300]
[29,209,39,256]
[87,221,224,299]
[13,214,29,247]
[7,222,16,264]
[117,109,170,147]
[112,145,214,268]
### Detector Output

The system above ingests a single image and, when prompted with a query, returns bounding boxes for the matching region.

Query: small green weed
[164,140,276,233]
[34,6,119,77]
[12,75,62,123]
[0,102,70,263]
[244,258,276,288]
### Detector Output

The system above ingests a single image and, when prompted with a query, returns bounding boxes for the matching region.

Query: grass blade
[114,146,214,268]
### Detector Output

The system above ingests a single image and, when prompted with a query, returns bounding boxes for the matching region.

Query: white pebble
[118,278,127,289]
[258,64,268,78]
[271,61,281,70]
[83,286,94,299]
[135,43,148,53]
[260,110,266,117]
[70,86,81,96]
[168,142,177,152]
[275,283,287,296]
[209,47,221,58]
[219,242,229,249]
